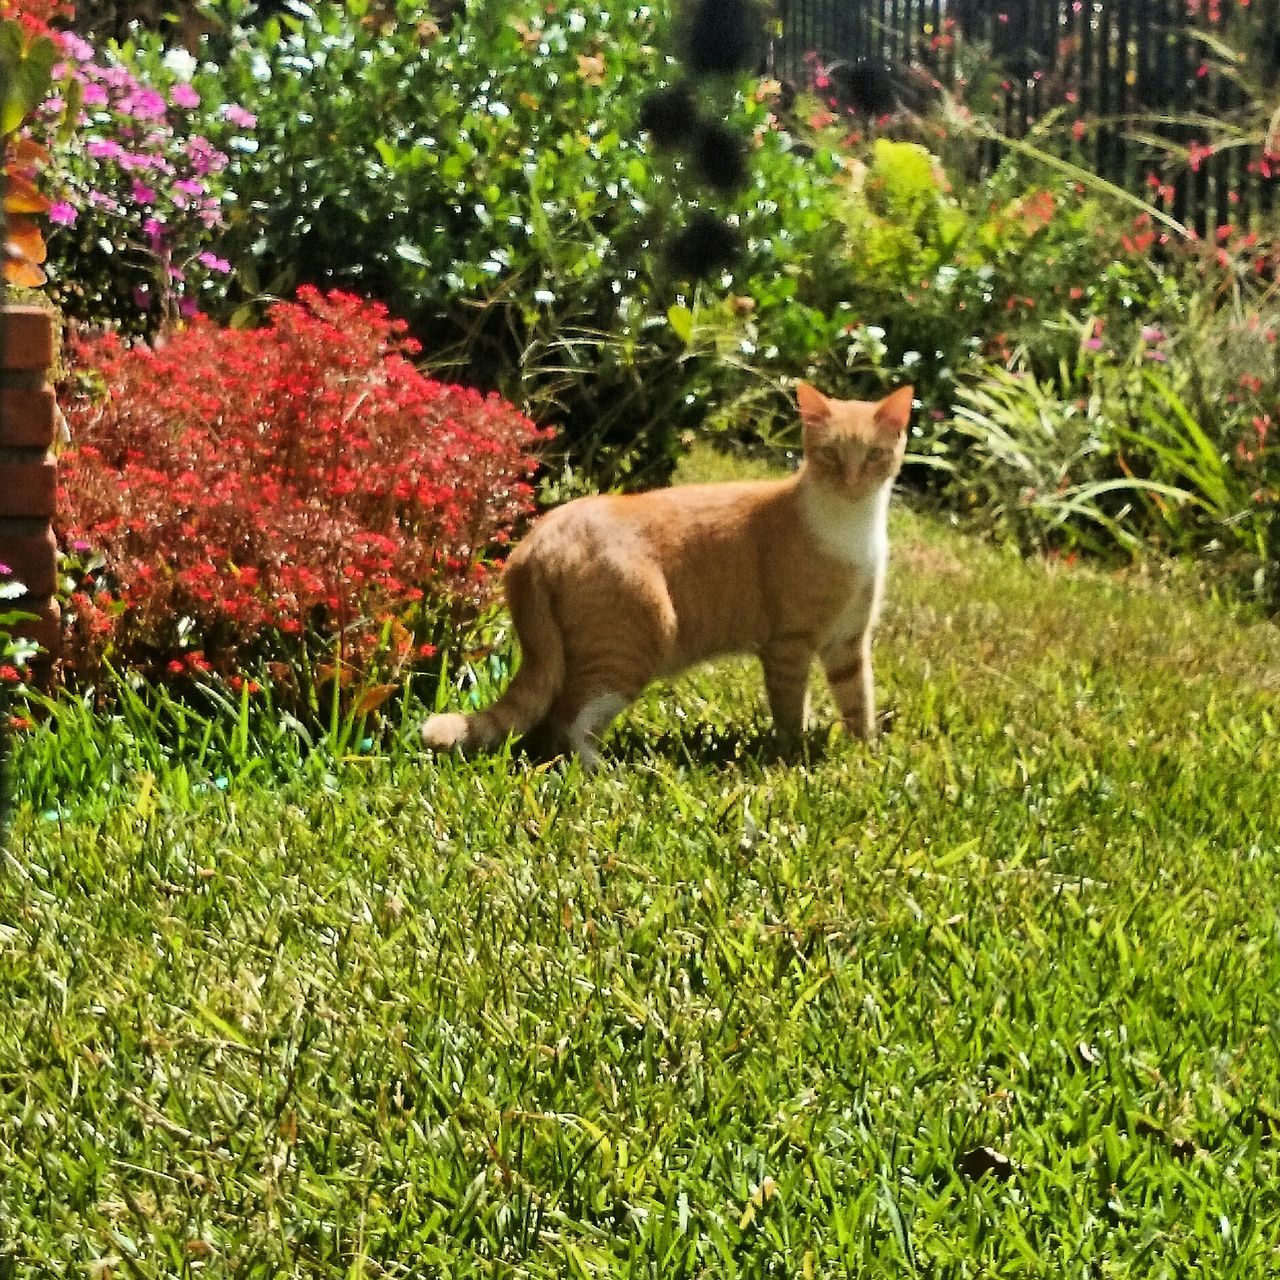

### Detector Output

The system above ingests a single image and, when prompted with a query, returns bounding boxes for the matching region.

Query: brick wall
[0,305,61,677]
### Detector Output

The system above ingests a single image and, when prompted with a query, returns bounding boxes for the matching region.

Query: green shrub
[126,0,797,486]
[947,314,1277,603]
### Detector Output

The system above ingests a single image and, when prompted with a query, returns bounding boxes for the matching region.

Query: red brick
[0,306,55,372]
[0,524,57,596]
[0,386,56,448]
[0,458,56,518]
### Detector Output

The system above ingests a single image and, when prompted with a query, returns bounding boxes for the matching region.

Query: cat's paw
[420,712,470,752]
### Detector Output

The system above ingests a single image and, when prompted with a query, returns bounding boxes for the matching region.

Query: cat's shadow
[612,720,834,769]
[513,716,874,770]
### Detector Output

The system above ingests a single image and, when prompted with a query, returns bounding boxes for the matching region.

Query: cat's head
[796,382,914,497]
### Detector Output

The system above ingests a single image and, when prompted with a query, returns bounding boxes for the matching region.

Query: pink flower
[130,178,158,205]
[170,82,200,109]
[223,105,257,130]
[48,201,78,226]
[100,66,132,93]
[197,252,232,274]
[80,82,108,106]
[1140,325,1164,344]
[86,138,125,161]
[186,136,228,176]
[120,88,167,120]
[57,30,94,61]
[1143,350,1169,363]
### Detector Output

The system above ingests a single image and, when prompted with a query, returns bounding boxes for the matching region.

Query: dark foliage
[681,0,760,77]
[665,210,742,279]
[691,119,749,192]
[639,82,702,150]
[826,60,902,118]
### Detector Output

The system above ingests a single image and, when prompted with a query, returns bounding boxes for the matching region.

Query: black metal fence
[771,0,1280,234]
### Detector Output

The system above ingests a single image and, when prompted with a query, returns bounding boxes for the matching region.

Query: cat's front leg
[822,632,876,741]
[762,637,815,740]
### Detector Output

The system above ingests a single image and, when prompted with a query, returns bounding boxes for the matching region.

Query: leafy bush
[43,0,1276,602]
[948,313,1278,602]
[56,287,548,686]
[109,0,889,485]
[82,1,1180,491]
[2,0,67,288]
[115,0,701,483]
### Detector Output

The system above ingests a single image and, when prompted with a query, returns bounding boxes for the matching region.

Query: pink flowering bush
[26,29,251,332]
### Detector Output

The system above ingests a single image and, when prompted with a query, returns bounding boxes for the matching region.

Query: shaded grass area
[4,498,1280,1276]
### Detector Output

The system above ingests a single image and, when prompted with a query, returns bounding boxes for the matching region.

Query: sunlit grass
[4,471,1279,1275]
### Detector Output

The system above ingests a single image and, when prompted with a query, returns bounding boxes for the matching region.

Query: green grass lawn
[4,492,1280,1276]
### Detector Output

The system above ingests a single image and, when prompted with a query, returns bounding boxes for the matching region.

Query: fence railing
[771,0,1280,234]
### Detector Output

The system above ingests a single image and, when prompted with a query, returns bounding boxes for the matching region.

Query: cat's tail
[421,556,564,753]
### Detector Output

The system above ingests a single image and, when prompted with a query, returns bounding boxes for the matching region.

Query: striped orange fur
[421,382,914,766]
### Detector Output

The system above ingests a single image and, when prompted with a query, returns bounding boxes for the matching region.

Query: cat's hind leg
[546,569,676,767]
[562,692,630,770]
[548,651,658,769]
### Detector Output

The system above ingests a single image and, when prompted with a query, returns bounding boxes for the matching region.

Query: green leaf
[1,33,56,135]
[667,304,693,346]
[58,74,83,143]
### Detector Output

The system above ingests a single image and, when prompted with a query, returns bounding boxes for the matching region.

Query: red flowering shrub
[57,287,549,684]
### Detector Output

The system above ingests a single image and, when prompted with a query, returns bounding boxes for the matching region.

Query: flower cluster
[27,31,252,330]
[56,288,550,684]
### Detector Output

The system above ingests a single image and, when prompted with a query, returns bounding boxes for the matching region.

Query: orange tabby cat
[421,381,914,766]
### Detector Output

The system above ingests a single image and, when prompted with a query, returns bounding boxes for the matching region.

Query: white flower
[162,48,198,79]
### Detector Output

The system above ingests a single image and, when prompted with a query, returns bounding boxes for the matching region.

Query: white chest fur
[800,481,891,644]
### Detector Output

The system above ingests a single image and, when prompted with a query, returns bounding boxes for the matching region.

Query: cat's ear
[873,385,914,441]
[797,381,833,446]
